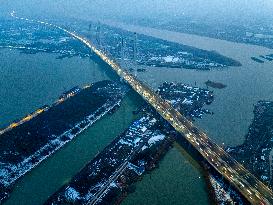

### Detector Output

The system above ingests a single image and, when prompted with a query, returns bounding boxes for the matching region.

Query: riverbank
[0,80,128,203]
[44,81,215,204]
[115,16,273,50]
[44,115,172,204]
[227,101,273,187]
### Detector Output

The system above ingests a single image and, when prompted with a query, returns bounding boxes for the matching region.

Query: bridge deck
[68,31,273,205]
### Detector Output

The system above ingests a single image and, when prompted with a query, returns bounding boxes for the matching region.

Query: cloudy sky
[2,0,273,24]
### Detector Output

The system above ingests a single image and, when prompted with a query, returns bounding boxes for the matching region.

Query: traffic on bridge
[67,31,273,205]
[16,13,272,204]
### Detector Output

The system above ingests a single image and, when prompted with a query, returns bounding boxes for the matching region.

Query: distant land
[119,16,273,49]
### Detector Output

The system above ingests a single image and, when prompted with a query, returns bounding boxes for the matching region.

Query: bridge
[11,12,273,205]
[68,31,273,205]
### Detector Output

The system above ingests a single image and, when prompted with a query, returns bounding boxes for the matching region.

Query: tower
[88,23,91,31]
[96,22,102,49]
[121,36,125,62]
[133,32,138,77]
[133,32,138,64]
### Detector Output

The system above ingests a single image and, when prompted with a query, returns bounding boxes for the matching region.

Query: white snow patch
[261,175,269,180]
[119,139,132,146]
[141,145,148,151]
[65,187,80,201]
[182,99,193,105]
[134,137,141,145]
[163,56,179,63]
[141,126,147,133]
[148,134,165,146]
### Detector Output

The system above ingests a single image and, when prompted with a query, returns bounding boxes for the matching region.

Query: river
[1,44,211,205]
[4,19,273,204]
[104,21,273,146]
[0,48,108,128]
[1,48,144,205]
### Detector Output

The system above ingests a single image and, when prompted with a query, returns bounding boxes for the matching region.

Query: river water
[1,48,144,205]
[104,21,273,146]
[4,20,273,204]
[0,49,108,128]
[123,144,210,205]
[1,46,210,205]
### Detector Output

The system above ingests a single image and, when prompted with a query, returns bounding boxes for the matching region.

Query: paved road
[11,12,273,205]
[87,126,152,205]
[73,36,273,205]
[87,161,129,205]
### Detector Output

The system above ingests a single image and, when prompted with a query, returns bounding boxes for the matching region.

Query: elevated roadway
[69,32,273,205]
[10,12,273,205]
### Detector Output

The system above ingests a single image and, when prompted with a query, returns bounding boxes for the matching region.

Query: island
[205,80,227,89]
[82,22,242,70]
[44,82,215,204]
[0,80,128,203]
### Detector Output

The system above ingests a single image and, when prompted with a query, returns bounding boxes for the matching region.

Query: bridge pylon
[96,21,102,50]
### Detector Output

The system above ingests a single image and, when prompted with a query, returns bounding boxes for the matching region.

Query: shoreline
[227,101,273,187]
[44,115,173,205]
[0,81,128,203]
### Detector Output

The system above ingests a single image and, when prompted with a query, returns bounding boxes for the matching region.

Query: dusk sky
[2,0,273,24]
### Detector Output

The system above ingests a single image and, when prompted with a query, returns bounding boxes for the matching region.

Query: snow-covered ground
[0,82,127,203]
[44,115,170,204]
[208,174,244,205]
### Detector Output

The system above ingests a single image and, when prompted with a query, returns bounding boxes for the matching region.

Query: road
[11,12,273,205]
[0,85,82,135]
[69,32,273,205]
[87,161,129,205]
[87,125,152,205]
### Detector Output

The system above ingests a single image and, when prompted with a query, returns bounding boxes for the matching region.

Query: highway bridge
[68,31,273,205]
[11,12,273,205]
